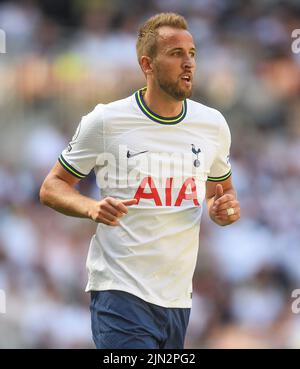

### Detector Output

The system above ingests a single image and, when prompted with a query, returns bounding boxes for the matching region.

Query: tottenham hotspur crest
[191,144,201,167]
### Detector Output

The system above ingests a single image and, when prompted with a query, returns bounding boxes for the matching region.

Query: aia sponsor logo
[134,176,200,206]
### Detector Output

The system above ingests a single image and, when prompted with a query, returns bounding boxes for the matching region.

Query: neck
[143,84,183,117]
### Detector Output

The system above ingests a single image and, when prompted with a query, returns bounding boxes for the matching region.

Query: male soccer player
[40,13,240,349]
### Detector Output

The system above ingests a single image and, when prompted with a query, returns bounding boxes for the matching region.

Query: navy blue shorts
[90,290,190,349]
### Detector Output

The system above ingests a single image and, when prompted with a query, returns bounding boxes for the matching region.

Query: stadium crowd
[0,0,300,348]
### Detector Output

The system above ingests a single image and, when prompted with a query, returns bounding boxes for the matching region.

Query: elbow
[39,181,49,206]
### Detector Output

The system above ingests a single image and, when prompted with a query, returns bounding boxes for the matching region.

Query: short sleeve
[207,112,232,182]
[59,104,104,178]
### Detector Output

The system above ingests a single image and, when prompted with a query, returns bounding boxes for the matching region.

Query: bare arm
[40,161,137,226]
[205,176,240,226]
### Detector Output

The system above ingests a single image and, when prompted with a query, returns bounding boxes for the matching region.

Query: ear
[140,56,153,76]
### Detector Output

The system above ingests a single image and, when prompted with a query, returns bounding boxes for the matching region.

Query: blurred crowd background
[0,0,300,348]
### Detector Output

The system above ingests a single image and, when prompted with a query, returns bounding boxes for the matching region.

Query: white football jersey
[59,88,232,308]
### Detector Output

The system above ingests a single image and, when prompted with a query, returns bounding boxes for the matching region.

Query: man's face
[151,26,196,100]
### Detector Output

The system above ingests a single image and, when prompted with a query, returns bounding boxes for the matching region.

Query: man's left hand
[209,184,240,226]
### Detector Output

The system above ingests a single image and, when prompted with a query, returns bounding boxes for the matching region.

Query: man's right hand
[88,197,137,226]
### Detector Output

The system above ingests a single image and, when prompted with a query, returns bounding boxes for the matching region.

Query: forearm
[40,178,96,219]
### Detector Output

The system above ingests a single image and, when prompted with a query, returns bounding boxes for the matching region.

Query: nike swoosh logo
[127,150,148,158]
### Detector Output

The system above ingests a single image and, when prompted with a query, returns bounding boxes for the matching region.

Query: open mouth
[181,75,191,82]
[181,74,192,87]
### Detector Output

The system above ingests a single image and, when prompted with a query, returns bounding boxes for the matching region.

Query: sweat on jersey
[59,88,232,308]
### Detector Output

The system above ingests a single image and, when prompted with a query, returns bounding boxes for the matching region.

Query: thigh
[162,308,191,349]
[90,290,161,349]
[92,330,158,349]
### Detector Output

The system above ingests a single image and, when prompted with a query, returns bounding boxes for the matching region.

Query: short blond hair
[136,13,188,62]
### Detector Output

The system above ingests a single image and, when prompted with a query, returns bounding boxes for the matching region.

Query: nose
[182,55,195,70]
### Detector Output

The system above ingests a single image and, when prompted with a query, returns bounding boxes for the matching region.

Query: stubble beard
[155,67,192,101]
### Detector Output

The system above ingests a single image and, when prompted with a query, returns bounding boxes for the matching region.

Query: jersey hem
[207,169,232,182]
[58,154,87,179]
[85,283,192,309]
